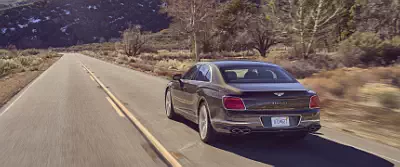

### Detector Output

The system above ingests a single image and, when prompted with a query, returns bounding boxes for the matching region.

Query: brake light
[223,97,246,110]
[309,95,320,109]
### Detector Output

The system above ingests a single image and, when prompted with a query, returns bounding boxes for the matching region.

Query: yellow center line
[80,62,182,167]
[90,76,95,81]
[106,97,126,117]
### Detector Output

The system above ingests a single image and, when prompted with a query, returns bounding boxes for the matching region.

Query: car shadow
[173,117,394,167]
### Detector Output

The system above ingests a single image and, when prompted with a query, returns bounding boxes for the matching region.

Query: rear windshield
[219,66,297,83]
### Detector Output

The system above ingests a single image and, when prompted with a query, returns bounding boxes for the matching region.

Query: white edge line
[318,135,400,163]
[0,59,58,117]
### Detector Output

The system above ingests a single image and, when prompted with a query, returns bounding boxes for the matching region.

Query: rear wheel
[165,89,177,119]
[198,103,217,143]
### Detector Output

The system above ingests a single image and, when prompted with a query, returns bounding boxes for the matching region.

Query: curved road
[0,53,399,167]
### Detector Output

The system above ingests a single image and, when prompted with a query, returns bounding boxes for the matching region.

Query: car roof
[204,60,279,68]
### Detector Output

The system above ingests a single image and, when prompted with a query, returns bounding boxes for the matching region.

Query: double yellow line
[81,63,182,167]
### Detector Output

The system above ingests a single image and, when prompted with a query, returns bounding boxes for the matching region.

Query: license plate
[271,117,290,127]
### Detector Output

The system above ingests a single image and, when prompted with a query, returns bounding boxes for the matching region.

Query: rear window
[219,66,297,83]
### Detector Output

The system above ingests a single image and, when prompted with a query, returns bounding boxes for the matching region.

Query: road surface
[0,53,399,167]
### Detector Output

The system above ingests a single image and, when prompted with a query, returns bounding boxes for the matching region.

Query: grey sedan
[165,61,321,143]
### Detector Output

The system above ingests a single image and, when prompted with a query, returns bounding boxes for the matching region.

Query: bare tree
[121,25,148,57]
[269,0,344,58]
[215,0,257,52]
[216,0,285,57]
[246,9,289,57]
[162,0,217,61]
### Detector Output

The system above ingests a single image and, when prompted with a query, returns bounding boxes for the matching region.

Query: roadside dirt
[0,57,60,108]
[321,99,400,149]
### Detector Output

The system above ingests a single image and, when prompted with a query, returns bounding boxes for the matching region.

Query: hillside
[0,0,170,48]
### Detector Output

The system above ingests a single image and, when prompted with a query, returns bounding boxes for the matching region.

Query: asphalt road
[0,53,399,167]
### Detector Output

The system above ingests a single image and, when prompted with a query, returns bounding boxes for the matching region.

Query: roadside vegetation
[0,48,61,77]
[0,47,62,108]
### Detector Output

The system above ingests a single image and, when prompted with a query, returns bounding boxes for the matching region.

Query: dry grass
[304,66,400,148]
[201,50,257,60]
[20,49,41,56]
[0,50,61,77]
[302,66,400,105]
[0,49,9,57]
[57,42,115,52]
[0,59,22,75]
[359,83,400,109]
[155,59,194,71]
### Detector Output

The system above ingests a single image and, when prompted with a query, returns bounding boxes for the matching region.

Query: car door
[184,65,211,117]
[171,65,199,115]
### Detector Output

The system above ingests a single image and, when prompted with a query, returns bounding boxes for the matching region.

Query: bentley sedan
[164,61,321,143]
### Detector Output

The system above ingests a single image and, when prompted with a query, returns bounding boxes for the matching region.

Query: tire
[165,89,177,119]
[198,102,217,143]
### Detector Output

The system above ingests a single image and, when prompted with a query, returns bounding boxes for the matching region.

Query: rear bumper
[210,109,321,135]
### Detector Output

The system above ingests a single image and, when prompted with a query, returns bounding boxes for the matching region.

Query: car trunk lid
[228,83,311,110]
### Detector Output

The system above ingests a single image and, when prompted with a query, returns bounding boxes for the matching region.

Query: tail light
[309,95,320,109]
[223,96,246,110]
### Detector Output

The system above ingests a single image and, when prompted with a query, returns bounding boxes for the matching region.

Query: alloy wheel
[199,105,208,140]
[165,91,172,117]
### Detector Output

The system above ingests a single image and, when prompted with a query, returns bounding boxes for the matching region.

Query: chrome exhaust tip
[231,128,242,134]
[309,125,321,132]
[242,129,251,135]
[231,128,251,135]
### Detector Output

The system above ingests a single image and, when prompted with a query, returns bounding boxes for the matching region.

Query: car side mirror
[172,74,182,81]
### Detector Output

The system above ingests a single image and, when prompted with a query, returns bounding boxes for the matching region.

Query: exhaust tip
[231,128,241,134]
[242,128,251,134]
[309,124,321,132]
[231,128,251,135]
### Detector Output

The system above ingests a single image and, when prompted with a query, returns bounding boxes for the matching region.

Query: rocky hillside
[0,0,170,48]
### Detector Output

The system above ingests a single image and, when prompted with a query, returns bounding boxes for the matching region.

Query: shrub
[120,25,148,57]
[339,32,384,66]
[128,57,136,63]
[81,51,97,57]
[15,56,35,66]
[381,36,400,65]
[0,59,22,75]
[155,59,181,70]
[118,55,129,61]
[45,52,61,58]
[130,63,154,72]
[154,68,177,77]
[279,60,319,78]
[200,52,223,60]
[21,49,41,56]
[358,83,400,108]
[379,92,400,109]
[155,59,194,71]
[0,49,8,57]
[102,51,109,56]
[30,58,43,67]
[339,32,400,66]
[141,45,158,54]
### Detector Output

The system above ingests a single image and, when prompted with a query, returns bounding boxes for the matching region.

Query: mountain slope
[0,0,170,48]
